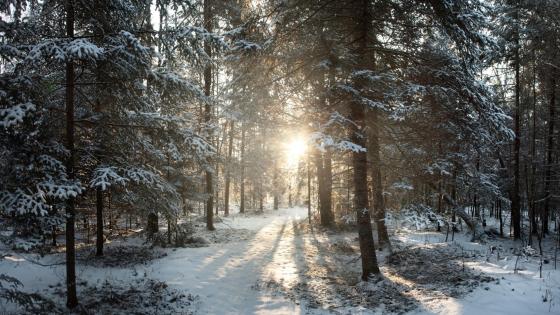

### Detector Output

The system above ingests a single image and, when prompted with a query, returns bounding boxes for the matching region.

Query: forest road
[149,207,315,315]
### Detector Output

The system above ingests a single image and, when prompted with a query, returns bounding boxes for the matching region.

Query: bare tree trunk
[324,150,333,221]
[147,212,158,236]
[215,160,220,216]
[64,0,78,308]
[499,199,504,237]
[314,71,334,227]
[204,0,215,230]
[224,121,234,216]
[529,58,538,237]
[93,0,105,258]
[51,205,58,246]
[96,187,104,256]
[288,183,292,207]
[370,109,391,249]
[317,150,334,227]
[351,0,380,280]
[544,78,556,235]
[511,6,522,240]
[307,157,311,224]
[259,124,266,213]
[240,124,246,213]
[524,162,532,245]
[273,160,279,210]
[351,103,380,278]
[167,216,172,244]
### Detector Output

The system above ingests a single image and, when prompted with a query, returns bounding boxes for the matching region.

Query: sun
[285,137,307,167]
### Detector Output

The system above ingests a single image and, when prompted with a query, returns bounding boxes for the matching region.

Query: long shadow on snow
[383,241,494,300]
[283,220,420,314]
[186,219,299,313]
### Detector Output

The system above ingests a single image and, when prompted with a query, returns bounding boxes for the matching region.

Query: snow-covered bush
[398,204,446,231]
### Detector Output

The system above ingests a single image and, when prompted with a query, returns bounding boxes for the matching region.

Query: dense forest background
[0,0,559,313]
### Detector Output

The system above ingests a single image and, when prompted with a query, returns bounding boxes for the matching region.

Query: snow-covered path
[0,207,315,314]
[147,207,313,314]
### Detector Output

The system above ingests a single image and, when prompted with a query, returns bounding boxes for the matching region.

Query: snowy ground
[396,230,560,315]
[1,207,559,314]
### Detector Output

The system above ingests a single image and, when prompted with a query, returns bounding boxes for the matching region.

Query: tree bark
[64,0,78,308]
[259,124,266,213]
[499,199,503,237]
[92,0,106,258]
[369,110,391,249]
[288,183,292,208]
[96,187,103,256]
[147,212,158,236]
[51,205,57,247]
[224,121,234,216]
[317,150,334,226]
[204,0,215,230]
[544,78,556,235]
[240,124,246,213]
[351,0,380,280]
[510,5,522,240]
[273,160,279,210]
[529,58,538,237]
[307,157,311,224]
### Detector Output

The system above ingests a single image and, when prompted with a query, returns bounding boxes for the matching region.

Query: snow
[0,102,35,128]
[1,207,559,314]
[38,180,83,200]
[397,231,560,315]
[65,39,104,60]
[453,266,558,315]
[0,208,315,314]
[90,166,128,190]
[407,259,559,315]
[149,208,314,314]
[0,189,51,216]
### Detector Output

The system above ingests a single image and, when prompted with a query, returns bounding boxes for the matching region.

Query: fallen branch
[428,183,487,241]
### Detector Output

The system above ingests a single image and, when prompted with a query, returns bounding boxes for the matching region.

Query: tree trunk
[224,121,234,216]
[324,150,333,221]
[369,109,391,249]
[167,216,172,244]
[215,161,219,216]
[529,59,538,237]
[96,187,103,256]
[204,0,214,230]
[240,124,246,213]
[64,0,78,308]
[499,199,503,237]
[350,0,380,281]
[288,183,292,208]
[510,6,522,240]
[51,205,57,246]
[544,78,556,235]
[351,102,380,278]
[259,124,266,213]
[259,188,264,212]
[93,0,105,258]
[147,212,158,236]
[273,161,279,210]
[307,157,311,224]
[273,155,279,210]
[317,150,334,227]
